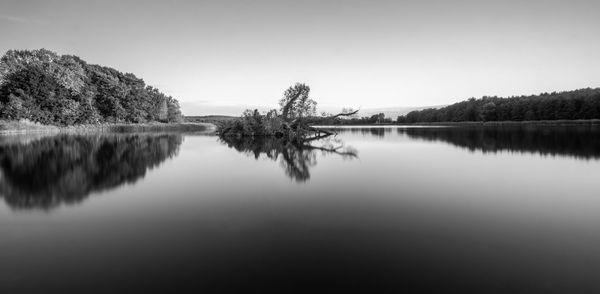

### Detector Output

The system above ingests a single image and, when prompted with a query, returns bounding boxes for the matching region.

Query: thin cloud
[0,14,47,25]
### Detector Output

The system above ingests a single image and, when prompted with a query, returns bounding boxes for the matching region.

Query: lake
[1,125,600,293]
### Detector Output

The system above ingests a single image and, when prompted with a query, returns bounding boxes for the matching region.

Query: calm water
[1,126,600,293]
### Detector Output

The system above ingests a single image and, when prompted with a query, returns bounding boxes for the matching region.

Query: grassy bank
[0,120,216,135]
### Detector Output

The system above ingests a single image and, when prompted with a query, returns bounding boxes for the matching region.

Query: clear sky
[1,0,599,115]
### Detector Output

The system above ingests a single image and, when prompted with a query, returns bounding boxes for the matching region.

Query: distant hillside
[0,49,182,125]
[186,115,237,124]
[398,88,600,123]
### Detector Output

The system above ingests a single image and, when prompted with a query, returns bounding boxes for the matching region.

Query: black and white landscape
[1,0,600,293]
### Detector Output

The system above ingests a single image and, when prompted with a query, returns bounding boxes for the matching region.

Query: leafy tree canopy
[279,83,317,120]
[0,49,183,125]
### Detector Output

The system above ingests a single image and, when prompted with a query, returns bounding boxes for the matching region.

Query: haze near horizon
[1,0,599,115]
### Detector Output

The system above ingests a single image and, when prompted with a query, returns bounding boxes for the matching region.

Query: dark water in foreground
[1,126,600,293]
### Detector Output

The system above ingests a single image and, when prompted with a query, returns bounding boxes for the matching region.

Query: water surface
[1,126,600,293]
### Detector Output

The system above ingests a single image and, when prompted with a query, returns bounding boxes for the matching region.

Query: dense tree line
[397,88,600,123]
[0,49,182,125]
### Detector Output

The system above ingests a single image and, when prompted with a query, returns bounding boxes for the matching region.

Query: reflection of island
[219,136,357,182]
[398,126,600,160]
[0,134,182,210]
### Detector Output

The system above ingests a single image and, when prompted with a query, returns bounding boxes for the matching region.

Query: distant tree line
[397,88,600,123]
[316,112,392,125]
[0,49,182,125]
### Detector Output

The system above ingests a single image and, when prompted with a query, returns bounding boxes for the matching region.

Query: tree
[0,93,26,119]
[480,102,497,121]
[279,83,317,120]
[0,64,74,125]
[167,96,183,122]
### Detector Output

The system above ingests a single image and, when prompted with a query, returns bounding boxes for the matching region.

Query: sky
[1,0,599,115]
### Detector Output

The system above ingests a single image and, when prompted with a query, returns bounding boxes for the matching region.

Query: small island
[217,83,357,141]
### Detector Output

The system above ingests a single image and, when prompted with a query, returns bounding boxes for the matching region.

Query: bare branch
[324,108,359,119]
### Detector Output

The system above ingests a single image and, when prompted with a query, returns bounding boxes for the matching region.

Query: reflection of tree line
[328,127,394,138]
[219,136,357,182]
[397,126,600,160]
[0,134,182,210]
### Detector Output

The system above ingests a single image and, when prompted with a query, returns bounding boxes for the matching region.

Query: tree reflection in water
[333,125,600,160]
[397,125,600,160]
[0,134,183,210]
[219,136,358,182]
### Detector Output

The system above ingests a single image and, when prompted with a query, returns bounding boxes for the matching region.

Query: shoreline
[315,119,600,127]
[396,119,600,126]
[0,120,217,135]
